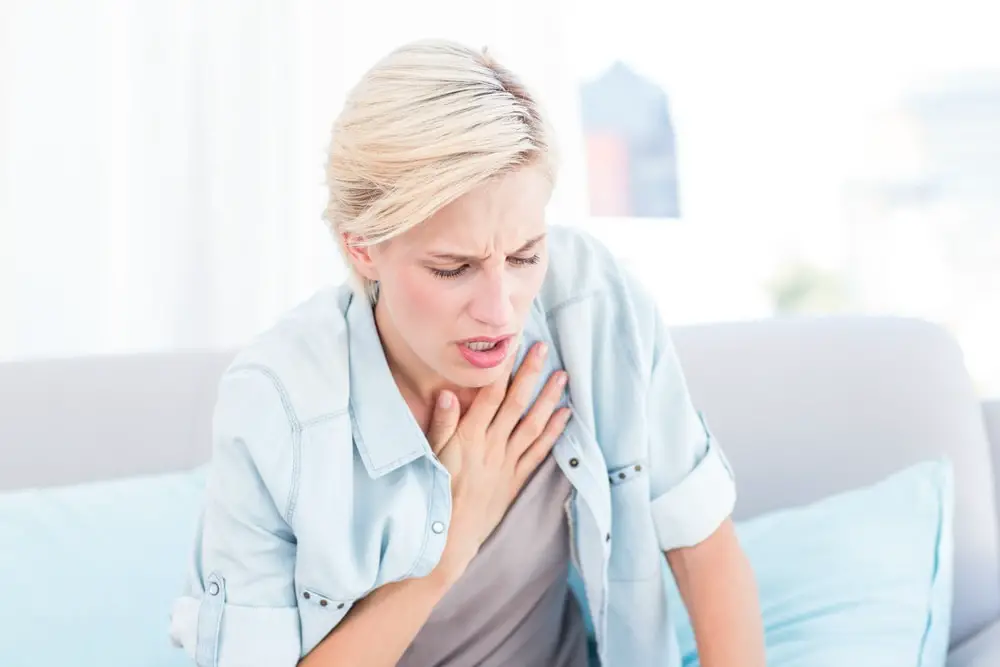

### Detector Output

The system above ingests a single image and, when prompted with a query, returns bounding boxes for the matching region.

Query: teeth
[465,341,498,351]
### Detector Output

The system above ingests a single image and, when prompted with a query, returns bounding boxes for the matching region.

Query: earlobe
[342,233,379,281]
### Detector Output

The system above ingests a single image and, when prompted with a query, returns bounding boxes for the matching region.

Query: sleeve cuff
[170,594,301,666]
[650,437,736,551]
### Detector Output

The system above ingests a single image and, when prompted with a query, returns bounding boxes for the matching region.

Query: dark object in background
[580,61,681,218]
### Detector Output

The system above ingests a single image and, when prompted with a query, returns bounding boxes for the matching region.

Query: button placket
[554,419,613,654]
[418,465,453,576]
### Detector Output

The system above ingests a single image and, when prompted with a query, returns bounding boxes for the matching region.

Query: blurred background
[1,0,998,396]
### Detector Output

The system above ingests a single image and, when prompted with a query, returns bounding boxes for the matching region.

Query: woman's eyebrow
[515,233,547,253]
[427,233,547,262]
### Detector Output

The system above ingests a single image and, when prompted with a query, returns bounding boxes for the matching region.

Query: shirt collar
[346,292,550,479]
[346,292,428,479]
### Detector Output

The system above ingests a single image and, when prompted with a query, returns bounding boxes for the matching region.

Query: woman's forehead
[406,168,551,254]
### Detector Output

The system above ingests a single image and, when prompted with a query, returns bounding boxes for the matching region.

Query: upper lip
[458,334,514,344]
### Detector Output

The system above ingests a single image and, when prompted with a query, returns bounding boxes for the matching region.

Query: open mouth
[463,340,500,351]
[456,335,514,369]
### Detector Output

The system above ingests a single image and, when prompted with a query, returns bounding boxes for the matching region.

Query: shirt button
[569,458,579,468]
[431,521,446,534]
[208,582,220,596]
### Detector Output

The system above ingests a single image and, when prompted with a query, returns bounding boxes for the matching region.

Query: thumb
[428,390,459,455]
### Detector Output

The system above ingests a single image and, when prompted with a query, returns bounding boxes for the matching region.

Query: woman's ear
[342,233,380,281]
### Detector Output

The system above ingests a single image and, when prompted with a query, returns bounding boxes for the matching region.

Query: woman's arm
[169,369,305,666]
[299,569,455,667]
[608,270,765,664]
[666,518,766,667]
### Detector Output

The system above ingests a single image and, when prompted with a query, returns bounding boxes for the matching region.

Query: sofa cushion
[667,459,954,666]
[0,467,206,666]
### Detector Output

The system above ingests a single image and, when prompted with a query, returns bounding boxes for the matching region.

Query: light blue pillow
[0,468,207,667]
[666,459,954,667]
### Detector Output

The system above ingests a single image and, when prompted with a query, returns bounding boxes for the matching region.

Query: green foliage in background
[768,262,851,315]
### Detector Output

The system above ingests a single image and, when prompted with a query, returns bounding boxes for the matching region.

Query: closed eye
[429,254,541,280]
[508,254,541,267]
[430,265,469,279]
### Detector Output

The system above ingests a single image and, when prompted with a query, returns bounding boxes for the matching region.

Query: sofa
[2,315,999,665]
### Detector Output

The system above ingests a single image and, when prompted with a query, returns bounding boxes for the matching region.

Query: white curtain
[0,0,587,361]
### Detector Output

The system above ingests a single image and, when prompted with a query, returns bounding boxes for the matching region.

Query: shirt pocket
[606,460,662,581]
[296,584,356,656]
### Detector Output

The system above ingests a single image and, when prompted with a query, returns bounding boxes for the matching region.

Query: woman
[170,39,765,667]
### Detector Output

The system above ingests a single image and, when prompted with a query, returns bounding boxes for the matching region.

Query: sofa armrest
[948,618,1000,667]
[985,401,1000,470]
[951,402,1000,667]
[986,400,1000,554]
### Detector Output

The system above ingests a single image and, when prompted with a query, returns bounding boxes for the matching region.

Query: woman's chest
[289,416,587,653]
[290,415,577,590]
[290,401,655,595]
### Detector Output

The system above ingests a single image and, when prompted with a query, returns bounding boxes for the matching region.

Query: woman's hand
[426,342,570,587]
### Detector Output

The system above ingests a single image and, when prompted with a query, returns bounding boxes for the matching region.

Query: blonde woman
[170,39,765,667]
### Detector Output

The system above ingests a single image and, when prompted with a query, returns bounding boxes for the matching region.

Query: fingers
[514,407,572,487]
[460,339,524,433]
[488,342,549,437]
[507,367,567,457]
[428,390,459,455]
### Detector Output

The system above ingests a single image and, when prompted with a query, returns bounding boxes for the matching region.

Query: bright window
[566,0,1000,395]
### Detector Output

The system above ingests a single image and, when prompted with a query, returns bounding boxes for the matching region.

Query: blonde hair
[323,39,557,303]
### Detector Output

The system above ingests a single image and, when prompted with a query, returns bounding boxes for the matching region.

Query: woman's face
[355,165,552,390]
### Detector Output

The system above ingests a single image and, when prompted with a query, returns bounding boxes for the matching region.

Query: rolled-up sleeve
[169,368,302,666]
[632,281,737,553]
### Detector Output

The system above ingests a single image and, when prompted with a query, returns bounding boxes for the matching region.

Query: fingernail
[557,372,567,387]
[438,392,452,408]
[536,342,548,358]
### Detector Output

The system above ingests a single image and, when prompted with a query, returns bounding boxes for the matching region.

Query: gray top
[399,454,590,667]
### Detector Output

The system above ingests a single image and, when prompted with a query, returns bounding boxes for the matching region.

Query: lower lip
[457,337,513,369]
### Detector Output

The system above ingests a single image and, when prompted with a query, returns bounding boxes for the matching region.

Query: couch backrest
[0,350,230,490]
[1,316,998,644]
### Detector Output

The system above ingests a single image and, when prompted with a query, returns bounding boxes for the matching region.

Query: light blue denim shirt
[169,225,737,666]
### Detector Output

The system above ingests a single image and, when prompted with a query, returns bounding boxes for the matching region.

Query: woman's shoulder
[222,284,354,425]
[539,224,662,372]
[544,223,618,282]
[203,285,358,542]
[541,224,638,304]
[541,224,654,320]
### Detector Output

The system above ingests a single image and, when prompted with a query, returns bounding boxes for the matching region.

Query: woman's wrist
[425,562,464,591]
[425,548,475,591]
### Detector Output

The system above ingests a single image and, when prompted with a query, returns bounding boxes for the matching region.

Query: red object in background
[585,132,630,217]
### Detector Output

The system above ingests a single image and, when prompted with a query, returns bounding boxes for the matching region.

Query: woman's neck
[373,299,477,429]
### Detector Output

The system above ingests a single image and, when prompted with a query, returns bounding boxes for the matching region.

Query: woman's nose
[468,270,514,329]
